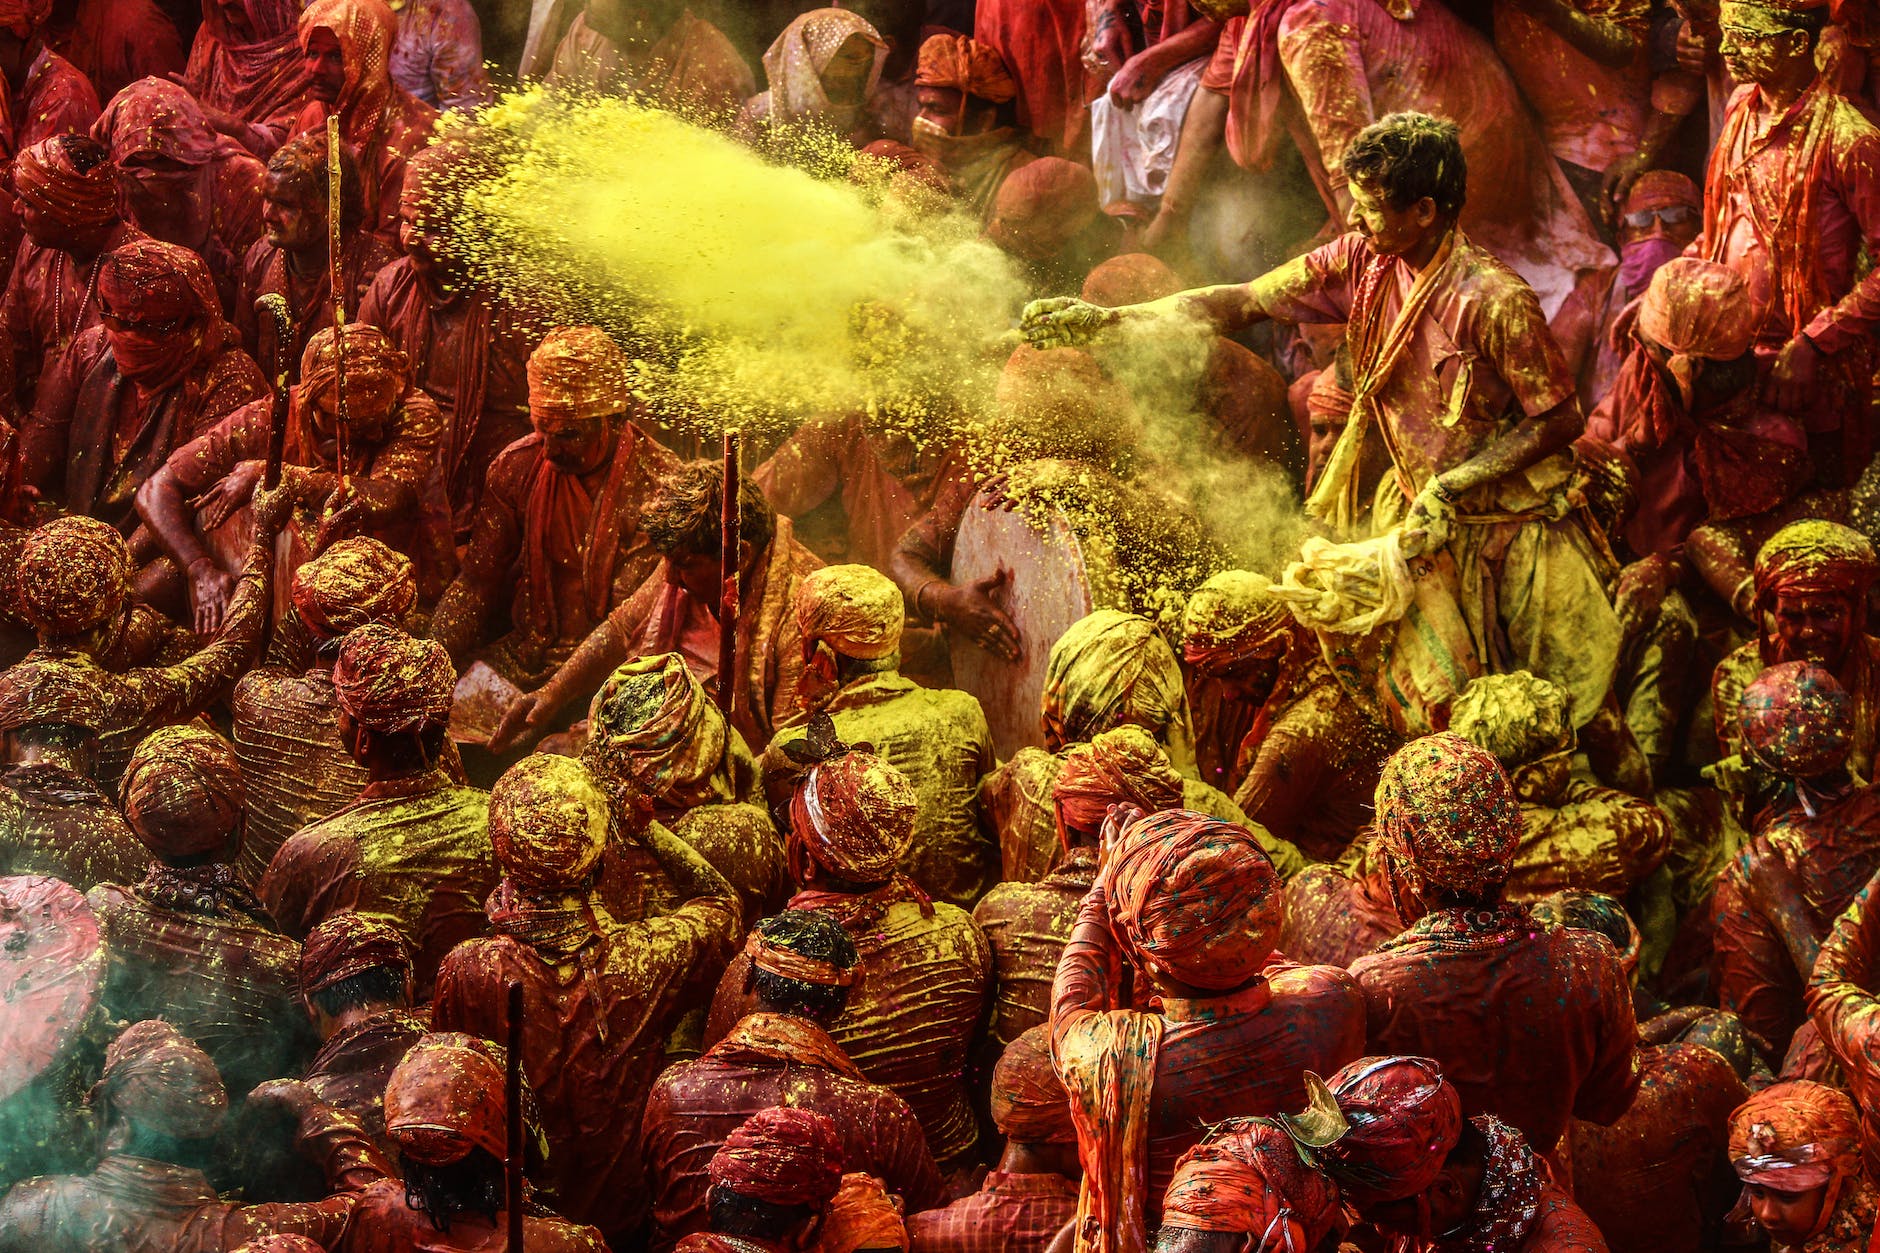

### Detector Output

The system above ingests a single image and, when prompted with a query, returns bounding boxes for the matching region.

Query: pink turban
[1104,809,1282,991]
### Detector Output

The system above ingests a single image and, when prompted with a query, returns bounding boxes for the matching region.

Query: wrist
[187,555,215,575]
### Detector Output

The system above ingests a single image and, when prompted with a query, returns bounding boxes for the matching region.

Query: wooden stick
[255,294,292,491]
[325,116,351,492]
[505,980,525,1252]
[717,429,741,716]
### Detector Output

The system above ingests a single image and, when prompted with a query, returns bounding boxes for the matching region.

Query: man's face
[915,85,965,135]
[262,170,324,252]
[1719,3,1811,85]
[304,28,347,103]
[1346,179,1433,258]
[1308,411,1344,488]
[1770,591,1858,666]
[118,152,201,224]
[666,550,722,607]
[307,373,399,457]
[399,203,464,290]
[1744,1182,1830,1243]
[536,412,618,474]
[18,199,80,252]
[1619,199,1701,252]
[821,35,875,107]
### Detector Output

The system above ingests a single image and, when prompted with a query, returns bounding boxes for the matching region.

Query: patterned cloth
[387,0,490,110]
[906,1171,1079,1253]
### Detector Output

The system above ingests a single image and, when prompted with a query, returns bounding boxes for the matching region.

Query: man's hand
[244,1079,318,1121]
[1400,478,1456,559]
[1107,48,1169,107]
[935,569,1021,661]
[488,690,546,754]
[250,481,294,536]
[1674,18,1712,74]
[1600,150,1652,228]
[1020,298,1120,350]
[192,459,264,532]
[189,558,237,635]
[1764,334,1821,413]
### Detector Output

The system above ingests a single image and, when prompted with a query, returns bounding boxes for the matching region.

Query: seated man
[298,912,426,1145]
[1151,1113,1344,1253]
[540,0,753,114]
[902,33,1028,219]
[1727,1082,1876,1253]
[430,325,678,688]
[672,1109,846,1253]
[763,564,997,906]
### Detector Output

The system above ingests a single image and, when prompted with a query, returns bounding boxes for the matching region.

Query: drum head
[0,876,104,1104]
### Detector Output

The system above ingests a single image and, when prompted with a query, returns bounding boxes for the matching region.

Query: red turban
[1730,1081,1860,1192]
[1104,809,1282,990]
[121,725,244,860]
[15,136,118,229]
[13,515,131,637]
[93,1020,227,1139]
[98,239,220,324]
[986,159,1099,262]
[1042,610,1189,754]
[299,910,412,999]
[1623,169,1699,216]
[1052,725,1183,848]
[1739,661,1853,779]
[1080,253,1181,308]
[1320,1056,1464,1204]
[820,1173,909,1253]
[0,659,112,734]
[92,78,219,166]
[489,754,612,891]
[914,34,1016,103]
[1373,733,1522,898]
[1308,368,1354,421]
[796,564,904,661]
[1161,1118,1343,1243]
[584,652,727,809]
[384,1035,508,1166]
[297,322,412,405]
[331,623,455,735]
[1636,258,1756,407]
[1755,521,1879,604]
[787,750,918,885]
[708,1107,846,1208]
[1180,570,1292,672]
[528,325,631,423]
[291,536,417,640]
[989,1025,1075,1144]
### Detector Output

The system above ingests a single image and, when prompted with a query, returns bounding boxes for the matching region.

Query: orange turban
[385,1035,508,1166]
[1637,258,1756,407]
[1755,520,1879,604]
[820,1173,909,1253]
[299,910,412,999]
[121,725,244,860]
[528,325,631,423]
[914,34,1016,103]
[1320,1056,1464,1204]
[331,624,455,735]
[92,1020,227,1140]
[298,323,411,405]
[15,136,117,229]
[489,754,612,892]
[1052,725,1183,848]
[1104,809,1281,991]
[708,1107,846,1208]
[585,652,729,809]
[1623,169,1699,217]
[291,536,417,641]
[787,750,918,885]
[989,1025,1075,1144]
[1162,1118,1343,1243]
[0,658,112,734]
[1181,570,1292,671]
[796,564,904,661]
[14,515,131,637]
[1373,733,1522,898]
[1730,1081,1859,1192]
[986,159,1099,262]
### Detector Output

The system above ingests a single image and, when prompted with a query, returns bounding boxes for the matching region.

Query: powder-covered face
[1718,1,1813,85]
[1770,591,1859,667]
[1346,179,1432,258]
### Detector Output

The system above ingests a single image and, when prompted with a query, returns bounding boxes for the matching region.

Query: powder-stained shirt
[907,1171,1080,1253]
[1809,867,1880,1185]
[1278,862,1401,968]
[1506,781,1673,903]
[972,849,1093,1045]
[230,666,374,886]
[387,0,491,111]
[0,762,146,891]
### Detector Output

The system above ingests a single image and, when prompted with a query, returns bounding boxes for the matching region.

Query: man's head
[787,749,918,889]
[995,345,1141,466]
[298,910,413,1037]
[705,1107,847,1250]
[527,326,631,474]
[1306,354,1354,491]
[1619,171,1702,295]
[297,323,410,453]
[263,131,364,254]
[1529,889,1642,983]
[795,564,904,708]
[384,1034,512,1226]
[1738,659,1854,784]
[1051,725,1183,850]
[1372,732,1522,920]
[985,159,1103,266]
[92,79,216,232]
[1105,809,1282,996]
[98,239,219,382]
[988,1025,1077,1171]
[91,1020,228,1165]
[1180,570,1296,700]
[1318,1056,1465,1208]
[1753,521,1877,669]
[644,460,777,606]
[1446,671,1575,804]
[1158,1116,1344,1252]
[11,515,131,645]
[121,725,244,867]
[0,659,108,768]
[745,908,859,1024]
[291,536,418,646]
[489,753,612,894]
[1341,112,1465,256]
[1718,0,1825,87]
[1636,257,1758,407]
[14,135,118,252]
[584,652,728,811]
[297,0,397,107]
[398,143,470,292]
[331,623,455,771]
[1081,253,1182,308]
[912,35,1013,140]
[1729,1081,1860,1246]
[1043,610,1191,758]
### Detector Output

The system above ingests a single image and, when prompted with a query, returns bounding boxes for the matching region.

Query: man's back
[0,762,144,890]
[231,666,370,885]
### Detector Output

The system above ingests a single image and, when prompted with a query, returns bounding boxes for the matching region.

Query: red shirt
[907,1172,1079,1253]
[341,1177,606,1253]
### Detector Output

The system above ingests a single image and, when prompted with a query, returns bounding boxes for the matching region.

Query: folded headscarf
[98,238,220,323]
[1730,1081,1860,1193]
[1373,734,1521,899]
[822,1174,908,1253]
[990,1025,1075,1144]
[1160,1118,1343,1243]
[708,1107,847,1208]
[796,564,904,661]
[914,33,1017,103]
[1052,725,1183,848]
[331,623,455,735]
[986,158,1099,262]
[528,325,631,423]
[92,1020,228,1140]
[15,136,119,229]
[298,322,412,403]
[585,652,728,807]
[1307,368,1355,425]
[290,536,418,640]
[298,0,398,150]
[1445,671,1574,768]
[1636,258,1757,408]
[1624,169,1700,216]
[299,909,412,998]
[13,515,131,637]
[92,77,219,166]
[1320,1056,1463,1205]
[384,1035,508,1166]
[1755,520,1879,604]
[121,725,244,860]
[1042,610,1190,756]
[745,929,856,987]
[761,8,887,127]
[0,659,113,734]
[489,754,611,892]
[1080,253,1181,308]
[1104,809,1281,991]
[787,750,918,886]
[1739,660,1853,780]
[1180,570,1292,671]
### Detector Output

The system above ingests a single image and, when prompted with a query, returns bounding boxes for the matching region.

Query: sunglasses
[1623,203,1697,230]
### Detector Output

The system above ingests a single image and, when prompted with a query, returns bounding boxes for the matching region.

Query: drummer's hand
[193,460,264,532]
[980,472,1020,512]
[1020,297,1120,350]
[937,569,1021,661]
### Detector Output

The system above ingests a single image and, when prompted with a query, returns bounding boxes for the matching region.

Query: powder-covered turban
[231,1238,328,1253]
[489,754,612,892]
[1052,724,1183,848]
[1373,733,1522,898]
[1161,1118,1344,1242]
[986,158,1099,263]
[995,346,1139,463]
[121,725,243,860]
[1729,1081,1860,1191]
[299,910,412,999]
[1755,521,1879,605]
[788,750,918,885]
[1320,1056,1464,1204]
[1636,258,1757,407]
[1623,169,1700,217]
[1446,671,1574,768]
[745,924,857,989]
[1042,610,1189,753]
[93,78,219,167]
[1181,570,1292,671]
[0,658,112,734]
[821,1173,909,1253]
[1080,252,1181,308]
[15,136,118,229]
[796,564,904,661]
[585,652,727,807]
[989,1025,1075,1144]
[331,623,455,735]
[914,33,1017,103]
[1104,809,1282,991]
[14,515,131,637]
[291,536,417,640]
[98,238,219,324]
[298,323,411,410]
[1739,661,1853,780]
[708,1107,847,1208]
[528,326,631,423]
[92,1020,227,1140]
[384,1035,508,1166]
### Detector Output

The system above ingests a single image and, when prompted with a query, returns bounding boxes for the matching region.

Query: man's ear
[1416,196,1440,229]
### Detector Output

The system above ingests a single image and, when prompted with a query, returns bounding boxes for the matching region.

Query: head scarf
[995,346,1140,464]
[584,653,729,809]
[1739,661,1853,779]
[291,536,417,640]
[1320,1056,1464,1204]
[787,750,918,886]
[760,9,887,126]
[1730,1081,1860,1193]
[744,922,857,989]
[0,0,51,38]
[1446,671,1574,768]
[121,725,243,860]
[1373,734,1522,899]
[15,136,119,230]
[384,1035,508,1166]
[98,239,224,383]
[1105,809,1281,991]
[297,322,412,409]
[1530,889,1642,982]
[1161,1119,1344,1243]
[1042,610,1191,758]
[796,564,904,661]
[231,1238,328,1253]
[708,1107,847,1208]
[1636,258,1757,407]
[331,623,455,735]
[528,326,631,423]
[1625,169,1701,216]
[299,909,412,998]
[986,158,1100,262]
[298,0,397,148]
[92,79,219,167]
[1181,570,1292,671]
[489,754,611,892]
[1052,724,1183,848]
[1080,253,1181,307]
[915,34,1016,103]
[0,658,112,734]
[1755,521,1879,605]
[989,1025,1075,1143]
[821,1174,908,1253]
[13,515,131,637]
[92,1020,227,1140]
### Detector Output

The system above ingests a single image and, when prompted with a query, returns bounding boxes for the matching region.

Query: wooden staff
[255,294,292,490]
[325,115,351,492]
[717,429,740,716]
[505,980,525,1252]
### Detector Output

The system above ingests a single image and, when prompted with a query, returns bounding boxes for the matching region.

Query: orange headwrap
[14,515,131,637]
[1180,570,1292,672]
[709,1107,847,1208]
[584,652,730,810]
[1320,1056,1464,1205]
[787,750,918,886]
[1080,253,1181,308]
[1755,520,1879,605]
[528,325,631,423]
[1373,734,1522,899]
[989,1025,1076,1144]
[1161,1118,1343,1243]
[914,34,1017,103]
[0,658,113,734]
[1104,809,1282,991]
[820,1173,909,1253]
[744,930,857,987]
[15,136,118,229]
[1730,1081,1859,1211]
[1636,258,1757,408]
[796,564,904,661]
[331,623,455,735]
[121,725,244,860]
[986,159,1099,263]
[1052,725,1183,849]
[489,754,611,892]
[291,536,417,641]
[297,322,412,404]
[299,910,412,999]
[92,1020,227,1140]
[1042,610,1191,758]
[385,1035,508,1166]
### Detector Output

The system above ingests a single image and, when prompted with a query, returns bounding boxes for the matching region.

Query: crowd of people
[0,0,1876,1248]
